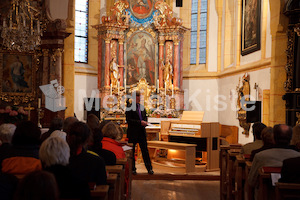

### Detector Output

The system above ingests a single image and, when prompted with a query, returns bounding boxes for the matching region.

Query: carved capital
[294,24,300,36]
[42,49,49,57]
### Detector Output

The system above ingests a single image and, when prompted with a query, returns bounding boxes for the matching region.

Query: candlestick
[157,80,159,91]
[38,98,41,109]
[117,81,120,95]
[172,84,174,97]
[110,84,112,95]
[165,82,167,96]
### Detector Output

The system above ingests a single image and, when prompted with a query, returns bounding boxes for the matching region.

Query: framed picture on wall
[241,0,261,56]
[0,51,37,105]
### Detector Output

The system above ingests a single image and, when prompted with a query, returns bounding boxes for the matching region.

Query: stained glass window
[74,0,89,63]
[190,0,198,64]
[190,0,207,64]
[199,0,207,64]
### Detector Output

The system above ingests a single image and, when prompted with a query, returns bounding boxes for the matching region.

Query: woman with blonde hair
[101,122,125,159]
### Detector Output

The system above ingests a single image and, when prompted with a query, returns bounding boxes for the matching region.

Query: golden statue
[162,59,173,88]
[237,73,250,110]
[110,57,120,88]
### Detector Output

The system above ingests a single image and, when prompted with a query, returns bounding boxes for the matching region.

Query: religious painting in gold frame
[0,51,37,105]
[241,0,261,56]
[129,0,154,19]
[126,31,157,86]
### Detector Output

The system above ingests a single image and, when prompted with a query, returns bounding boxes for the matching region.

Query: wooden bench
[106,165,125,200]
[107,174,118,200]
[90,185,109,200]
[147,141,197,173]
[227,149,241,200]
[244,161,253,200]
[235,154,246,200]
[258,167,281,200]
[275,182,300,200]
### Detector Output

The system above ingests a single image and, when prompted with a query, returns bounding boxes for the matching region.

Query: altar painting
[130,0,154,19]
[126,31,156,86]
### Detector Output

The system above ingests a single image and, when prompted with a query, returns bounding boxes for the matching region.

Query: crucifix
[24,103,34,121]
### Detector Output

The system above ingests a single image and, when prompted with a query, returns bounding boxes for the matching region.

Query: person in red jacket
[101,122,126,159]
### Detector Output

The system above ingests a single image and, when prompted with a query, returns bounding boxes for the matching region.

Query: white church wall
[207,0,218,72]
[218,67,271,144]
[182,79,219,122]
[74,74,98,121]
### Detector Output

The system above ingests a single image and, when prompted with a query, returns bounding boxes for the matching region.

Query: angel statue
[110,57,121,88]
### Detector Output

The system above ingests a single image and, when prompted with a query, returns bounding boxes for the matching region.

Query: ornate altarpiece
[93,0,188,115]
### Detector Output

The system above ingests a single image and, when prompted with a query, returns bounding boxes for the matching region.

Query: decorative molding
[284,28,295,92]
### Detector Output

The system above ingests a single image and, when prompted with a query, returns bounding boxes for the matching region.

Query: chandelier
[1,0,43,52]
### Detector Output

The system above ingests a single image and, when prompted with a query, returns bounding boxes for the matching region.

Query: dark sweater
[45,165,91,200]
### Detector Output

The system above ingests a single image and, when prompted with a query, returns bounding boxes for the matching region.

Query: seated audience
[63,117,78,134]
[0,172,18,200]
[290,125,300,151]
[87,114,100,130]
[67,121,107,185]
[39,137,90,200]
[248,124,300,188]
[240,122,266,155]
[0,124,16,164]
[88,127,117,165]
[1,121,42,174]
[50,130,67,141]
[279,156,300,183]
[14,170,59,200]
[250,127,274,161]
[102,122,126,159]
[40,117,63,143]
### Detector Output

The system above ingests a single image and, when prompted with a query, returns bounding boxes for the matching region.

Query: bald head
[273,124,292,147]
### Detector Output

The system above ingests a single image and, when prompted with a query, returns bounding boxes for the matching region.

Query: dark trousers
[132,135,152,172]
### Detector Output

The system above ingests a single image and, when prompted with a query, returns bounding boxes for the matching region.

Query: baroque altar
[93,0,188,118]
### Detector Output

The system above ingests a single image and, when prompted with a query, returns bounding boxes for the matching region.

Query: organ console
[160,111,220,171]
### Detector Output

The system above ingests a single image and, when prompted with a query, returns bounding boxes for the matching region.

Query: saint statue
[237,73,250,110]
[110,57,120,88]
[162,59,173,88]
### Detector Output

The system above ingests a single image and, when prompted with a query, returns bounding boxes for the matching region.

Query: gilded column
[173,40,179,88]
[119,39,124,86]
[180,40,183,89]
[105,39,111,87]
[98,37,102,89]
[159,38,164,88]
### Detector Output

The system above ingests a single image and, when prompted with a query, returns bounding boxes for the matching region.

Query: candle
[172,84,174,97]
[157,80,159,93]
[38,98,41,109]
[124,78,126,89]
[110,84,112,95]
[165,82,167,95]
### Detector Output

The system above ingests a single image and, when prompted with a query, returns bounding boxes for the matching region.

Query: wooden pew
[106,165,125,200]
[275,182,300,200]
[244,161,253,200]
[107,174,118,200]
[220,145,242,200]
[235,154,246,200]
[257,167,281,200]
[227,149,241,200]
[90,185,109,200]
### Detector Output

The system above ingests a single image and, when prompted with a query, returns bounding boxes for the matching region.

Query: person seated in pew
[0,124,16,166]
[14,170,59,200]
[67,122,107,185]
[39,136,91,200]
[101,122,126,159]
[290,125,300,151]
[241,122,266,155]
[250,127,275,161]
[40,117,63,143]
[87,116,117,165]
[63,116,78,134]
[279,156,300,184]
[248,124,300,188]
[1,121,42,174]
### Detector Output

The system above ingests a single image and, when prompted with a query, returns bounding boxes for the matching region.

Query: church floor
[131,180,220,200]
[131,162,220,200]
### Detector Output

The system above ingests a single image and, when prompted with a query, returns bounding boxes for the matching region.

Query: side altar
[92,0,189,118]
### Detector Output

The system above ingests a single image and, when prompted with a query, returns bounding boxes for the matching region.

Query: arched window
[74,0,89,63]
[190,0,207,64]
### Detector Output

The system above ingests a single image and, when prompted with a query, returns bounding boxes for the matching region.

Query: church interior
[0,0,300,199]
